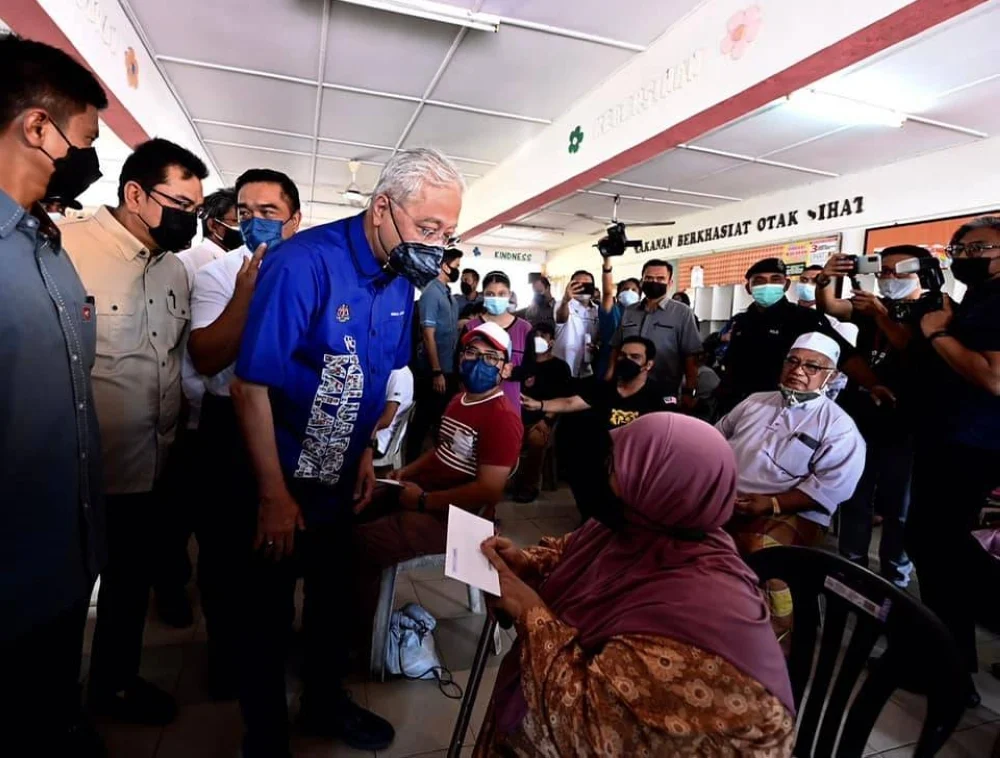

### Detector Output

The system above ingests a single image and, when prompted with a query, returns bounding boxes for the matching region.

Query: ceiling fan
[574,194,676,257]
[342,160,369,207]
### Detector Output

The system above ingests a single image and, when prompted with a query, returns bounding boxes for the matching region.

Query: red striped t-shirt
[411,389,523,491]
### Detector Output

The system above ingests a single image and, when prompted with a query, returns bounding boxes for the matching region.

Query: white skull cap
[790,332,840,365]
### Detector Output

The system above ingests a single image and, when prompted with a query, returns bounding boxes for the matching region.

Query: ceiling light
[335,0,500,32]
[785,89,906,128]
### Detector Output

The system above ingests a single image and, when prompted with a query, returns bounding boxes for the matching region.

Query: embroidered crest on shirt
[82,304,93,322]
[337,303,351,323]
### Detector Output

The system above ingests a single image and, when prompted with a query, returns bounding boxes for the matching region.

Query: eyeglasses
[391,199,458,247]
[783,356,834,377]
[945,242,1000,258]
[148,187,198,214]
[461,346,505,368]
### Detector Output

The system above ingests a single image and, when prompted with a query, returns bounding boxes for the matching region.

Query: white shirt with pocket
[375,367,415,455]
[716,391,866,527]
[553,298,599,377]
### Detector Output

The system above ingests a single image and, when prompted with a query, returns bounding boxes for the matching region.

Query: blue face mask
[617,290,640,308]
[460,357,501,394]
[483,296,510,316]
[241,217,286,252]
[796,282,817,302]
[751,283,786,308]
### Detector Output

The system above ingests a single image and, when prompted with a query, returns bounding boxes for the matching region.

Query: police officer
[231,148,465,757]
[718,257,889,413]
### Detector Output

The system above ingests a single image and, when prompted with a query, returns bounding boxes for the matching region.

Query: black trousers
[238,484,354,758]
[152,428,200,598]
[197,393,258,674]
[89,490,162,695]
[405,372,457,462]
[906,438,1000,672]
[1,600,89,746]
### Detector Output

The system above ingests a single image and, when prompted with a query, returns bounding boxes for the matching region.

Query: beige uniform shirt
[61,206,191,494]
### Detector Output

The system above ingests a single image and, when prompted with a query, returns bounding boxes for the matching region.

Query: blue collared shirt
[0,190,104,641]
[236,213,414,522]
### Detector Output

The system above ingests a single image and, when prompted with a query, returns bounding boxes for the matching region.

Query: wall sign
[460,245,544,265]
[639,196,865,254]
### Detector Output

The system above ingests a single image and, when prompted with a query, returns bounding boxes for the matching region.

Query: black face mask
[378,201,443,289]
[446,265,460,283]
[641,281,668,300]
[214,221,244,252]
[533,293,547,306]
[615,358,643,383]
[40,120,102,205]
[144,191,198,251]
[951,257,994,287]
[460,282,474,297]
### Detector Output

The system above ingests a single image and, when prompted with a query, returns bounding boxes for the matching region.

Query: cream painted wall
[458,0,917,234]
[546,134,1000,289]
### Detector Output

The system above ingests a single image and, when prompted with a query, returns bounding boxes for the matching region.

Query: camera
[845,254,882,276]
[887,257,946,323]
[595,222,642,257]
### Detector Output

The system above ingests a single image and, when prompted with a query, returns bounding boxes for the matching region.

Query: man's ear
[370,194,389,227]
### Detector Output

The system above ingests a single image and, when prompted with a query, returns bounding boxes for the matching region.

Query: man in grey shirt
[0,35,107,755]
[609,258,702,410]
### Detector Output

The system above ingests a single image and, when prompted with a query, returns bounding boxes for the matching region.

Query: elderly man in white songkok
[716,332,866,636]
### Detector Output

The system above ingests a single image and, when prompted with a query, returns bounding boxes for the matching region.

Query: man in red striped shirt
[354,321,523,592]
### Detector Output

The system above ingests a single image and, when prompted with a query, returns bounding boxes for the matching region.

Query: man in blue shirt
[0,35,108,756]
[232,147,464,756]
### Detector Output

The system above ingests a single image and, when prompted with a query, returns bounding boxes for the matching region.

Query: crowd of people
[3,33,999,758]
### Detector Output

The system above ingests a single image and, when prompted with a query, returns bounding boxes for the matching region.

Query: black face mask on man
[39,119,102,205]
[142,189,198,251]
[951,257,994,287]
[378,199,444,289]
[446,264,460,283]
[213,220,244,252]
[641,281,668,301]
[615,357,643,383]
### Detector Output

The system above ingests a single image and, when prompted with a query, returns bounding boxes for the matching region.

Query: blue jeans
[838,434,914,587]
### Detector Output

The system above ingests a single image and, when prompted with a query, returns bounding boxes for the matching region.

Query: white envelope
[445,505,501,597]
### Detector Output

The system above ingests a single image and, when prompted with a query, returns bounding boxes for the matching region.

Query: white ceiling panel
[692,106,850,158]
[684,163,826,199]
[921,77,1000,136]
[517,211,606,235]
[324,4,458,97]
[612,149,746,187]
[207,143,315,186]
[316,140,393,164]
[818,3,1000,104]
[315,158,383,191]
[767,120,979,175]
[433,25,631,120]
[547,192,686,225]
[130,0,323,80]
[590,181,733,208]
[163,63,317,134]
[438,0,700,47]
[319,90,417,147]
[196,122,315,154]
[402,105,545,163]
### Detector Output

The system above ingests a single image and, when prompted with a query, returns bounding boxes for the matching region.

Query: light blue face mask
[617,290,640,307]
[796,282,817,302]
[484,296,510,316]
[751,283,786,308]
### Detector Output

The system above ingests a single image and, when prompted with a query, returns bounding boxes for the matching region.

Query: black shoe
[91,677,177,725]
[156,587,194,629]
[298,691,395,751]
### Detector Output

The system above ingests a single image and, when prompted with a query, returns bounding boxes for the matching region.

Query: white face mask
[575,294,592,305]
[617,290,640,307]
[879,277,920,300]
[533,336,550,354]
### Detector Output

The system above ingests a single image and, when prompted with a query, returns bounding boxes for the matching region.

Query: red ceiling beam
[5,2,150,148]
[461,0,991,241]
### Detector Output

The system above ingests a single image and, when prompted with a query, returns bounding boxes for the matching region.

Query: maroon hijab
[494,413,794,734]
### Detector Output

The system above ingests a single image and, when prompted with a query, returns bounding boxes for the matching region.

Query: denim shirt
[0,190,104,641]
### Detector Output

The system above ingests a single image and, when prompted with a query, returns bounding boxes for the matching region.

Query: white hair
[372,147,465,204]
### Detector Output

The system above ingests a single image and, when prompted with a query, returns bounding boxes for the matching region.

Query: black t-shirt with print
[581,379,678,430]
[521,356,572,426]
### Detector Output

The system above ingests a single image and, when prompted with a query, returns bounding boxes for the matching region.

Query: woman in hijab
[475,413,795,757]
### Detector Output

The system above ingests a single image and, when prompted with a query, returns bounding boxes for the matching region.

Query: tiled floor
[86,488,1000,757]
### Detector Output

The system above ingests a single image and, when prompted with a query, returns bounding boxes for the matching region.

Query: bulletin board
[864,211,1000,254]
[676,235,841,290]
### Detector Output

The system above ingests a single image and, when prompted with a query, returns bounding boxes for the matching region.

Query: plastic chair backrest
[374,404,416,468]
[747,546,967,758]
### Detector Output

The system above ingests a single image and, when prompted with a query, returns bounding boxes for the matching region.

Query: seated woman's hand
[482,536,531,579]
[482,538,545,623]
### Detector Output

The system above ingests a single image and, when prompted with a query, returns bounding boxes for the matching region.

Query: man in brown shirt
[61,138,207,726]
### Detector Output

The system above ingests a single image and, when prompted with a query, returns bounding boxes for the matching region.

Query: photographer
[816,246,932,588]
[905,218,1000,704]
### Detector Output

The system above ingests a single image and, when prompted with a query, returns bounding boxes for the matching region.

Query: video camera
[595,222,642,257]
[887,256,946,323]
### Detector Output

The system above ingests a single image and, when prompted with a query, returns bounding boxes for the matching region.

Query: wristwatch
[367,438,379,452]
[602,266,613,273]
[417,491,428,513]
[430,369,444,377]
[815,273,832,289]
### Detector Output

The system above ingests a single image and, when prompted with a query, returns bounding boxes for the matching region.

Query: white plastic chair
[373,404,416,470]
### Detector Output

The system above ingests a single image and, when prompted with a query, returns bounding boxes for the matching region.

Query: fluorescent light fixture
[335,0,500,32]
[785,89,906,128]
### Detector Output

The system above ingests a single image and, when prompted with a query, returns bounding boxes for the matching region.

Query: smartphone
[577,282,596,296]
[528,272,542,284]
[849,254,882,276]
